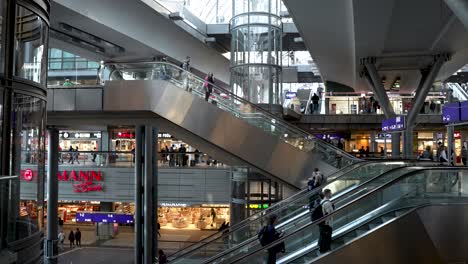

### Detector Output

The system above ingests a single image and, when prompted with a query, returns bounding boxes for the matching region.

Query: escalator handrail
[197,164,422,264]
[167,161,372,260]
[103,61,360,162]
[224,166,468,264]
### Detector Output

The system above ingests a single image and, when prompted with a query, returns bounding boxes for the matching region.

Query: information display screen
[382,116,405,132]
[461,101,468,121]
[442,102,461,123]
[76,212,134,224]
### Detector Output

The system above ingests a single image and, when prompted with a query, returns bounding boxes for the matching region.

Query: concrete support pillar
[444,0,468,30]
[370,131,376,152]
[362,58,402,157]
[447,125,455,165]
[391,133,401,158]
[134,126,143,264]
[363,61,394,117]
[404,54,448,159]
[100,131,110,152]
[45,128,59,264]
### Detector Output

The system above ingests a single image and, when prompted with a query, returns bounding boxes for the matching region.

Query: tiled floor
[58,247,134,264]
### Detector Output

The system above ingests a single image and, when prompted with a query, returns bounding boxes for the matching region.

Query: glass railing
[23,151,228,168]
[101,62,360,170]
[168,161,411,263]
[224,167,467,264]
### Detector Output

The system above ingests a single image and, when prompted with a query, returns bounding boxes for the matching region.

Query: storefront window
[14,5,48,85]
[158,206,230,230]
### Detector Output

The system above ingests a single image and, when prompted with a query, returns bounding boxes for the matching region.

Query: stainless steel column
[45,128,59,264]
[144,126,156,264]
[134,126,143,264]
[391,133,400,158]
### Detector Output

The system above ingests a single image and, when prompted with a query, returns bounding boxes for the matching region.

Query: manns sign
[58,170,104,193]
[21,169,104,193]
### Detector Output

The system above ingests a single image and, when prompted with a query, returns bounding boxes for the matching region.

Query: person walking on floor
[75,228,82,247]
[318,189,334,253]
[68,230,75,248]
[462,146,468,166]
[158,249,168,264]
[58,230,65,250]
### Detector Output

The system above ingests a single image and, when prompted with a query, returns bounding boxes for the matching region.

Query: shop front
[158,203,230,230]
[60,131,102,151]
[110,128,135,151]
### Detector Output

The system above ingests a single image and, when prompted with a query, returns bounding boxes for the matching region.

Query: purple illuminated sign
[76,212,134,224]
[382,116,405,132]
[461,101,468,121]
[442,102,460,123]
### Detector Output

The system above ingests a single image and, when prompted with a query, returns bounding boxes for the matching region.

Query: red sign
[21,169,104,193]
[23,169,33,181]
[454,132,461,139]
[57,170,103,193]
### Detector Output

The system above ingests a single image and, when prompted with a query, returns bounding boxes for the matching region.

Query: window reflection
[14,5,47,85]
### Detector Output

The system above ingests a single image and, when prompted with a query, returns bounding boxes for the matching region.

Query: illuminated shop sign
[60,132,101,139]
[454,132,461,139]
[23,169,33,181]
[21,169,104,193]
[246,204,270,209]
[115,132,135,139]
[442,102,460,123]
[201,204,229,208]
[76,212,133,224]
[158,133,172,139]
[285,92,297,99]
[159,202,188,207]
[382,116,405,132]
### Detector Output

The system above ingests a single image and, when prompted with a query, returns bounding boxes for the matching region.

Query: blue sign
[461,101,468,121]
[442,102,460,123]
[76,212,134,224]
[285,92,297,99]
[382,116,405,132]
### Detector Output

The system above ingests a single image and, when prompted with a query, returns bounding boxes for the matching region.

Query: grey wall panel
[104,80,337,188]
[53,89,76,111]
[46,89,54,111]
[316,210,443,264]
[75,89,102,110]
[20,165,231,204]
[417,204,468,263]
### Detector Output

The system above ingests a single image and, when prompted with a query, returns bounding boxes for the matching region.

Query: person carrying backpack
[258,215,285,264]
[311,189,334,253]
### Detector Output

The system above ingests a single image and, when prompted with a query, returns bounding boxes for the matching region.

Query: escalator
[168,161,412,263]
[446,82,468,101]
[101,62,360,188]
[220,167,468,264]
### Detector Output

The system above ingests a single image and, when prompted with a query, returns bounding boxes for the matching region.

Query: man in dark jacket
[75,228,82,247]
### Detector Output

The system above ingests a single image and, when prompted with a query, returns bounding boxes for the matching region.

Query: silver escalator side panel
[104,80,337,188]
[312,208,444,264]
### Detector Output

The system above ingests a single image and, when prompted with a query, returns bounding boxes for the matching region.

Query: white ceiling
[283,0,468,93]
